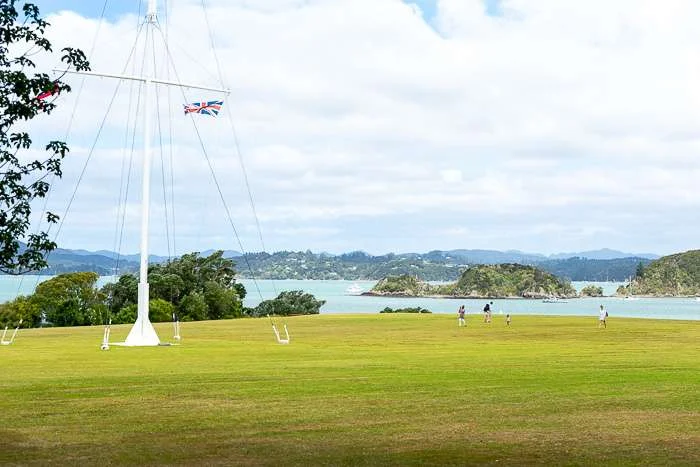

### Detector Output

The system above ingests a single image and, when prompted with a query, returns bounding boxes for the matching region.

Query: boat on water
[542,297,567,303]
[623,296,639,301]
[345,284,363,295]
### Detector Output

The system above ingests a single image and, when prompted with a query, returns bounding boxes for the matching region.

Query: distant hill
[538,257,652,281]
[620,250,700,296]
[2,246,659,281]
[419,248,657,264]
[547,248,659,260]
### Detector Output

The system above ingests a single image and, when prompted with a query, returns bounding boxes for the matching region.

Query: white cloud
[21,0,700,255]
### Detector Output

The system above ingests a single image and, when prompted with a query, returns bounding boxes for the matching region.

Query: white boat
[542,297,567,303]
[623,296,639,301]
[345,284,363,295]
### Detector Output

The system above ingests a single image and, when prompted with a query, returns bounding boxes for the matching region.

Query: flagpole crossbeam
[53,69,230,94]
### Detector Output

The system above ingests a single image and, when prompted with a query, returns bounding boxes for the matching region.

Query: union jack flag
[183,100,223,116]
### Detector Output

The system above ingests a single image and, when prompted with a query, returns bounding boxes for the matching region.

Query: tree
[112,298,173,324]
[100,274,138,313]
[203,281,242,319]
[1,1,89,274]
[0,294,40,327]
[179,292,208,321]
[247,290,325,317]
[580,285,604,297]
[32,271,103,326]
[635,261,645,279]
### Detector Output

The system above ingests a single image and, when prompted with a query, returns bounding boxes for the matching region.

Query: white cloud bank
[25,0,700,255]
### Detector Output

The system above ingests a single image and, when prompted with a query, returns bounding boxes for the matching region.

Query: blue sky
[21,0,700,257]
[35,0,504,22]
[35,0,135,20]
[406,0,503,20]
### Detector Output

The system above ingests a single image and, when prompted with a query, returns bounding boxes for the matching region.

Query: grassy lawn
[0,314,698,466]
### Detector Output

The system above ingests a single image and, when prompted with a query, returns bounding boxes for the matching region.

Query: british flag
[183,100,223,116]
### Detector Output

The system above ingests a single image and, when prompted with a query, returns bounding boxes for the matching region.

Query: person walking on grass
[483,302,490,323]
[458,305,466,327]
[599,304,608,328]
[506,314,511,326]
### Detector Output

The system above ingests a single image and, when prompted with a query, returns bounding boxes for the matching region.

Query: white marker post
[173,313,181,341]
[101,319,111,350]
[2,319,22,345]
[272,323,290,344]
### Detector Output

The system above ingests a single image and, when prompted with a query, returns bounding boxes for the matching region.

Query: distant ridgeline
[6,247,653,282]
[366,264,577,299]
[617,250,700,296]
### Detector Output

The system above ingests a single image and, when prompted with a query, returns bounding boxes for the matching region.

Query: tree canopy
[104,251,247,321]
[246,290,325,317]
[1,1,89,274]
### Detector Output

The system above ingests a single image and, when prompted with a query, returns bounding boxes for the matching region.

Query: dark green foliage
[31,272,104,326]
[370,265,576,298]
[112,298,173,324]
[452,264,576,298]
[0,294,40,327]
[101,251,245,322]
[101,274,138,313]
[370,275,432,295]
[0,1,89,273]
[379,307,431,314]
[580,285,604,297]
[5,251,246,327]
[636,261,645,279]
[247,290,325,317]
[203,281,242,319]
[619,249,700,296]
[179,292,208,321]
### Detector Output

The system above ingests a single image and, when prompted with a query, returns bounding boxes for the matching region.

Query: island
[617,249,700,297]
[364,264,577,299]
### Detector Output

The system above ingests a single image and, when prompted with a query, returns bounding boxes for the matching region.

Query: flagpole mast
[54,0,229,347]
[125,0,160,345]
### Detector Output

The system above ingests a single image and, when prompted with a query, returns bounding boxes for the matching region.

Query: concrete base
[123,315,160,346]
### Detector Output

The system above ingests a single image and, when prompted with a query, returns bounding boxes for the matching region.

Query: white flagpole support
[101,320,111,350]
[2,319,22,345]
[173,317,181,341]
[272,323,290,344]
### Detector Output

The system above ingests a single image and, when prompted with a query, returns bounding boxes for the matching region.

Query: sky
[20,0,700,257]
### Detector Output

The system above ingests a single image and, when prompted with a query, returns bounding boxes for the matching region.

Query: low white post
[173,319,181,341]
[101,320,111,350]
[8,319,22,344]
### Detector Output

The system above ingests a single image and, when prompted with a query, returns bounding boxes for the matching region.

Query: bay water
[1,276,698,321]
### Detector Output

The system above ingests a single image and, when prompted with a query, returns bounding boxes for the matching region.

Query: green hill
[618,249,700,296]
[368,264,576,298]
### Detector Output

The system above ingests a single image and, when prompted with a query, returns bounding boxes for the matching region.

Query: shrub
[379,307,431,314]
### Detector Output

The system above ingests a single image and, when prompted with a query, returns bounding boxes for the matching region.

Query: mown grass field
[0,314,698,466]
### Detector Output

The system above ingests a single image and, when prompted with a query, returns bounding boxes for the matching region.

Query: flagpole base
[123,315,160,346]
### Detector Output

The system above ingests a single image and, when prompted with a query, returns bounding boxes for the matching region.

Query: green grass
[0,314,698,466]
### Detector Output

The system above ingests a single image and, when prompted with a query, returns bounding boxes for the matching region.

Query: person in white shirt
[598,305,607,328]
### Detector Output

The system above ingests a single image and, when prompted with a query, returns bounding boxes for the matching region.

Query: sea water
[1,276,698,321]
